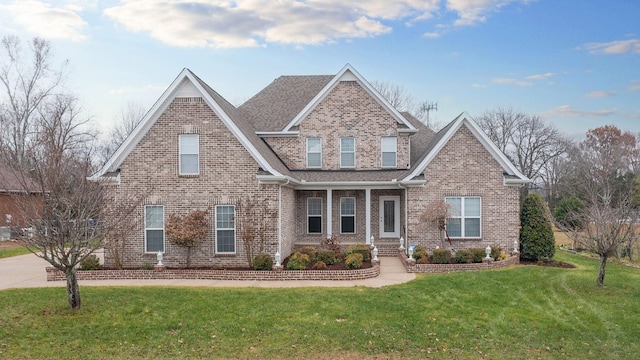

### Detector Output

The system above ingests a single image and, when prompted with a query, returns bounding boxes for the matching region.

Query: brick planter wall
[46,264,380,282]
[399,252,519,273]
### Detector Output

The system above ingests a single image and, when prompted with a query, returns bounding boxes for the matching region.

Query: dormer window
[307,137,322,168]
[381,137,397,168]
[340,137,355,168]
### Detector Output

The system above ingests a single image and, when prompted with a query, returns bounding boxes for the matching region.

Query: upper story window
[340,137,355,168]
[381,137,397,168]
[145,205,164,253]
[307,138,322,168]
[445,197,481,238]
[179,134,199,175]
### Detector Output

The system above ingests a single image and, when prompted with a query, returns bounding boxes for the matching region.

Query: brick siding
[398,251,520,273]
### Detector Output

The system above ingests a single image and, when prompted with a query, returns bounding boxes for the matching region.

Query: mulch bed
[519,259,576,268]
[281,256,373,271]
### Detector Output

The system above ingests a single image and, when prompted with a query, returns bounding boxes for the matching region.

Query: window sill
[179,174,199,178]
[214,253,236,257]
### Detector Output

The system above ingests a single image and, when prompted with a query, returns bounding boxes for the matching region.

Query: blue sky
[0,0,638,139]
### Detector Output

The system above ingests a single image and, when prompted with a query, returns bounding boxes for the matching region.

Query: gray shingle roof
[238,75,334,131]
[0,162,41,193]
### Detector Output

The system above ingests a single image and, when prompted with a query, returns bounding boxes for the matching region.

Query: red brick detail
[46,264,380,281]
[397,252,520,273]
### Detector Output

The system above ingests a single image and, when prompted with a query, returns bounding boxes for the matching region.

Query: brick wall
[264,81,410,170]
[398,251,520,273]
[105,97,280,269]
[406,124,521,253]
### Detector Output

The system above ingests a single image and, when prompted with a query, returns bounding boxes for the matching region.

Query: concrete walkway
[0,252,415,290]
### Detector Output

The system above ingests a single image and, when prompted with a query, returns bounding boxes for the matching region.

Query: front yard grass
[1,250,639,359]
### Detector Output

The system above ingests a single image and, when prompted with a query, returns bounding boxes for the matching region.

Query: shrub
[253,254,273,270]
[432,249,451,264]
[412,245,429,260]
[471,248,486,263]
[455,249,473,264]
[490,246,507,261]
[287,252,310,270]
[498,250,508,260]
[416,255,430,264]
[297,246,317,259]
[345,253,364,269]
[312,261,327,270]
[141,262,154,270]
[346,244,370,261]
[520,193,555,261]
[80,254,100,270]
[316,249,340,265]
[322,235,342,255]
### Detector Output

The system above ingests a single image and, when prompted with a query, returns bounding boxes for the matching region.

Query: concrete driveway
[0,252,415,290]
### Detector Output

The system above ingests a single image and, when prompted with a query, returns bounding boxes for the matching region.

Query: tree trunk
[597,255,607,287]
[186,246,191,268]
[65,268,81,310]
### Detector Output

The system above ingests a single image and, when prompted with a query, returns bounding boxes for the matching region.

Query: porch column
[365,188,371,244]
[326,189,332,238]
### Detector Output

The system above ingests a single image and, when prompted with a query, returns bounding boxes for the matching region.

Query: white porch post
[365,188,371,244]
[326,189,332,238]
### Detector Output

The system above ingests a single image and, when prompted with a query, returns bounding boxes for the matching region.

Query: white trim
[340,137,356,168]
[379,196,400,238]
[215,205,236,254]
[306,137,322,168]
[178,134,199,175]
[283,64,416,132]
[307,197,322,234]
[144,205,164,253]
[326,190,332,238]
[256,131,299,137]
[340,197,356,234]
[403,113,529,183]
[365,188,371,243]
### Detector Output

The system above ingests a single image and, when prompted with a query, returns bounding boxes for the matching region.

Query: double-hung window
[340,197,356,234]
[381,137,397,168]
[179,134,199,175]
[307,197,322,234]
[145,205,164,253]
[307,138,322,168]
[216,205,235,253]
[340,137,355,168]
[445,197,481,238]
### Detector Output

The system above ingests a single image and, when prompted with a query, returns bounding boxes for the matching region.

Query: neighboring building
[0,161,42,239]
[92,64,528,268]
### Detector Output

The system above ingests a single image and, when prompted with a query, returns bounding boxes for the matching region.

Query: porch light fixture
[156,251,164,266]
[275,252,281,266]
[485,246,491,259]
[370,235,375,246]
[408,245,414,260]
[372,246,379,262]
[399,236,405,250]
[513,239,519,254]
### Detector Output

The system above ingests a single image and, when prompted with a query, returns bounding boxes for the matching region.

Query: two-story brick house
[92,64,528,268]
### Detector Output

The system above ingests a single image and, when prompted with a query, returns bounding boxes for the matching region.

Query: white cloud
[446,0,528,26]
[492,77,533,87]
[526,72,554,80]
[0,0,88,41]
[545,105,615,118]
[585,91,614,98]
[582,39,640,55]
[103,0,441,48]
[628,81,640,91]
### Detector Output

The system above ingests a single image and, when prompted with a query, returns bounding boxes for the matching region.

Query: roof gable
[283,64,417,133]
[91,69,285,180]
[404,112,529,184]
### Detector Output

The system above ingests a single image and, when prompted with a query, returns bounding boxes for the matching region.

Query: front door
[379,196,400,238]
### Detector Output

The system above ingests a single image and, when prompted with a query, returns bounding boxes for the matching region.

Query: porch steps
[374,242,403,257]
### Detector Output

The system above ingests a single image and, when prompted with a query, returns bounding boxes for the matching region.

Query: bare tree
[236,198,274,268]
[476,107,570,199]
[165,209,209,268]
[560,125,640,286]
[0,35,68,169]
[371,80,439,129]
[98,101,146,165]
[0,36,143,309]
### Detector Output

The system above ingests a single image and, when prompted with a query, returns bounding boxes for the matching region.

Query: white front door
[379,196,400,238]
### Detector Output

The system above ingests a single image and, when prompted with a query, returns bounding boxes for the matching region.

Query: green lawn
[0,246,31,259]
[1,251,639,359]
